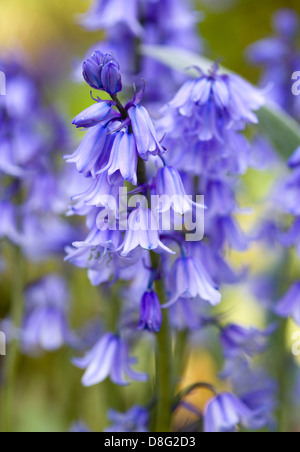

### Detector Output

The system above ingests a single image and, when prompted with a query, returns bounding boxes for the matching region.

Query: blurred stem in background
[1,246,25,432]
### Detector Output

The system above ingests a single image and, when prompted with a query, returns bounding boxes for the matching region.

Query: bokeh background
[0,0,300,432]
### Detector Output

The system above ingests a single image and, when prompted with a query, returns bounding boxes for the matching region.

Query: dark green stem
[1,246,25,432]
[110,94,128,120]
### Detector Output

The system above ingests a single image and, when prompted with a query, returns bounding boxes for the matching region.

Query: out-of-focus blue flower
[69,422,91,433]
[105,406,149,432]
[274,168,300,216]
[220,324,275,359]
[73,333,148,387]
[80,0,142,36]
[288,146,300,169]
[0,201,20,244]
[204,392,256,433]
[225,360,278,430]
[275,283,300,325]
[164,256,222,308]
[247,8,300,117]
[21,276,71,354]
[138,290,162,333]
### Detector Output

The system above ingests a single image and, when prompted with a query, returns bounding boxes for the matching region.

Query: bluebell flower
[154,165,205,214]
[220,324,275,359]
[73,333,148,387]
[80,0,142,36]
[0,201,20,244]
[65,124,114,176]
[138,290,162,333]
[71,171,123,209]
[119,207,175,256]
[274,168,300,216]
[105,406,149,433]
[208,215,249,252]
[225,360,278,430]
[72,101,116,128]
[275,283,300,326]
[82,50,105,90]
[128,105,164,159]
[82,51,122,94]
[204,392,256,433]
[169,297,212,331]
[99,129,138,185]
[164,256,222,308]
[166,67,264,138]
[247,9,300,116]
[279,218,300,258]
[100,56,122,95]
[21,276,71,354]
[288,146,300,169]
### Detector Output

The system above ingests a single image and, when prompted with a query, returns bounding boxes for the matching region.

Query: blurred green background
[0,0,300,432]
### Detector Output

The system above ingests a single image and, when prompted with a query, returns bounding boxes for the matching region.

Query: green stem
[1,246,25,432]
[174,330,189,386]
[151,252,173,433]
[136,156,173,432]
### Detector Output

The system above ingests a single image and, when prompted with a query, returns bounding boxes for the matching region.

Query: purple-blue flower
[119,207,175,256]
[99,129,138,185]
[166,67,264,137]
[275,283,300,326]
[154,165,205,214]
[128,105,164,159]
[72,101,116,129]
[138,290,162,333]
[21,276,71,354]
[220,324,275,359]
[164,256,222,308]
[204,392,256,433]
[105,406,149,433]
[82,51,122,94]
[73,333,148,387]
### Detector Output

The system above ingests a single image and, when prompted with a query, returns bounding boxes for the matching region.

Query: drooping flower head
[73,333,148,387]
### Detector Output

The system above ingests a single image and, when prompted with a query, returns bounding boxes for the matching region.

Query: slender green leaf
[141,44,300,158]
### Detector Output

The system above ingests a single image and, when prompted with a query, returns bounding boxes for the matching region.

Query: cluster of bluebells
[244,7,300,427]
[247,11,300,329]
[63,39,282,431]
[0,56,75,263]
[0,56,79,358]
[158,64,279,431]
[77,0,202,105]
